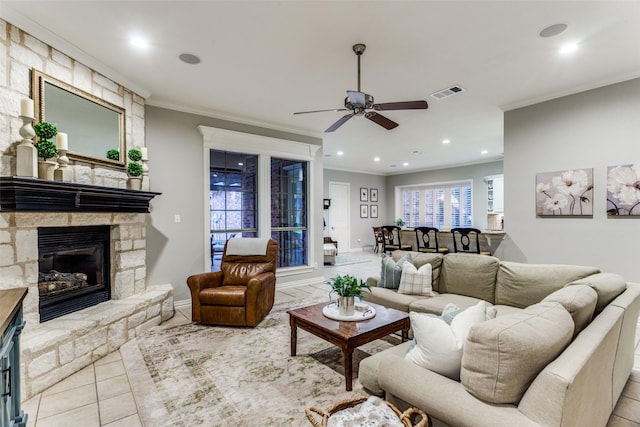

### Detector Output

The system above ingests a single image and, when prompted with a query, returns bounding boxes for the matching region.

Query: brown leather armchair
[187,238,278,327]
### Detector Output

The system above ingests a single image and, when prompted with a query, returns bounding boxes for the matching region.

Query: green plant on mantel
[33,121,58,161]
[127,148,143,177]
[326,274,371,298]
[106,149,120,161]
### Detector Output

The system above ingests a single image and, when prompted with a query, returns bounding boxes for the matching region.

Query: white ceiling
[3,1,640,175]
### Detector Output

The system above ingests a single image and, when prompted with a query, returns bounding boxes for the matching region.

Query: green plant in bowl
[326,274,371,298]
[128,148,142,162]
[395,218,405,227]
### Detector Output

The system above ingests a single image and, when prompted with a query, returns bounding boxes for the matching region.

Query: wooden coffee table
[287,301,410,391]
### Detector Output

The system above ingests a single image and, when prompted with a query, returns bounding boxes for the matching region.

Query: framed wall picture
[370,204,378,218]
[360,188,368,202]
[535,168,593,217]
[370,188,378,202]
[360,204,368,218]
[607,163,640,216]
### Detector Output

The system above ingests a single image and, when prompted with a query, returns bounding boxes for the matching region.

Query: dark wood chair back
[414,227,449,254]
[381,225,412,254]
[372,227,384,253]
[451,227,490,255]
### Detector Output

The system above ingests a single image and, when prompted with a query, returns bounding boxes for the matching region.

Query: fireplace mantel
[0,177,160,213]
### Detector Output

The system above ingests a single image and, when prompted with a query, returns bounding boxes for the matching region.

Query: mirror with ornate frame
[32,70,126,167]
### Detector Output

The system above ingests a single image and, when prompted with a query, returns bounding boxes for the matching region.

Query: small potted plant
[395,218,405,227]
[33,121,58,180]
[326,274,371,316]
[106,149,120,161]
[127,148,143,190]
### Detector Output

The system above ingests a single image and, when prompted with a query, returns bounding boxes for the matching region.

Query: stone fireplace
[0,177,174,399]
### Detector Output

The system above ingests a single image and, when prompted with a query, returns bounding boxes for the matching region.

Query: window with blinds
[400,181,472,229]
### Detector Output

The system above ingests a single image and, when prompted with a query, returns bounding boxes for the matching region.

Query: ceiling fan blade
[365,112,399,130]
[346,90,367,106]
[325,114,354,132]
[294,108,348,115]
[374,100,428,111]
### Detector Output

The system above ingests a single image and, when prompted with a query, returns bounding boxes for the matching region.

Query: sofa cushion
[461,302,574,404]
[398,262,434,296]
[543,284,597,336]
[379,253,412,289]
[408,294,484,316]
[566,273,627,314]
[365,287,426,313]
[438,253,500,303]
[405,301,496,380]
[495,261,600,308]
[359,341,412,396]
[392,251,443,292]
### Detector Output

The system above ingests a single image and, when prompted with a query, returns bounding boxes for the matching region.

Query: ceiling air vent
[430,85,465,100]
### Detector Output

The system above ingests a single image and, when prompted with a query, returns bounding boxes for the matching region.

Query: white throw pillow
[398,262,433,296]
[405,301,496,380]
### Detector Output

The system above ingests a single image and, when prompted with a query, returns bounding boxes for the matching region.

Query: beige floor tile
[607,414,640,427]
[42,364,95,396]
[36,403,99,427]
[95,350,122,366]
[96,374,131,401]
[22,394,40,427]
[615,396,640,423]
[95,359,126,382]
[158,311,190,328]
[102,413,142,427]
[98,391,137,425]
[38,382,97,419]
[623,379,640,401]
[176,306,192,321]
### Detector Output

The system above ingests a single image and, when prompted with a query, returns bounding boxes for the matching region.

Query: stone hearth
[1,185,173,399]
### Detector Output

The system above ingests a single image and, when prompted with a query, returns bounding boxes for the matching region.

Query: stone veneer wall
[0,19,145,185]
[0,20,173,400]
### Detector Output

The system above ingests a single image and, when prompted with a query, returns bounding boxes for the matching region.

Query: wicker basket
[305,396,429,427]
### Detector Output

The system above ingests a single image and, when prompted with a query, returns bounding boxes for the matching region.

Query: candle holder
[16,115,38,178]
[141,157,150,191]
[54,148,70,182]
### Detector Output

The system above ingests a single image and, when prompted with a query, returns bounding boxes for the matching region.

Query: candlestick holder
[141,158,150,191]
[16,115,38,178]
[54,148,70,182]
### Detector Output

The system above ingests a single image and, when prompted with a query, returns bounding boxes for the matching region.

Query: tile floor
[22,250,640,426]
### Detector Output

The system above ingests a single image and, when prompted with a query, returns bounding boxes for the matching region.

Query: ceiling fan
[294,43,428,132]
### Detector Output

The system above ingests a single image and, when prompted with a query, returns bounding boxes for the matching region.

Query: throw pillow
[404,301,496,380]
[398,262,433,296]
[379,253,411,289]
[461,302,574,404]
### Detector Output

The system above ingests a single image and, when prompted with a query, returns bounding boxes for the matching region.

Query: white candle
[56,133,68,150]
[140,146,148,161]
[20,98,34,118]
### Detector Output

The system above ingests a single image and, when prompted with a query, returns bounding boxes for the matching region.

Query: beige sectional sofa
[359,251,640,427]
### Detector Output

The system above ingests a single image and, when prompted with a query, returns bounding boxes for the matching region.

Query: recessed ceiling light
[403,162,409,166]
[559,42,578,54]
[179,53,201,64]
[130,37,148,48]
[336,151,343,156]
[442,139,450,144]
[539,23,568,38]
[481,150,488,155]
[373,157,380,162]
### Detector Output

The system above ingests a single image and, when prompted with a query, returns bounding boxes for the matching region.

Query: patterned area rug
[121,298,397,426]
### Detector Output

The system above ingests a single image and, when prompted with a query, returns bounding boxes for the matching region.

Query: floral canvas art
[536,169,593,216]
[607,163,640,216]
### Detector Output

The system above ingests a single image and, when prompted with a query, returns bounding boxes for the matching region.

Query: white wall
[503,78,640,282]
[323,169,387,251]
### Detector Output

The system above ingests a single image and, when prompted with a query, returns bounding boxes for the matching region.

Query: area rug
[121,298,397,426]
[332,255,372,267]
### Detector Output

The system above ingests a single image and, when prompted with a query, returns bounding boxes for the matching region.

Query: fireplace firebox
[38,226,111,322]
